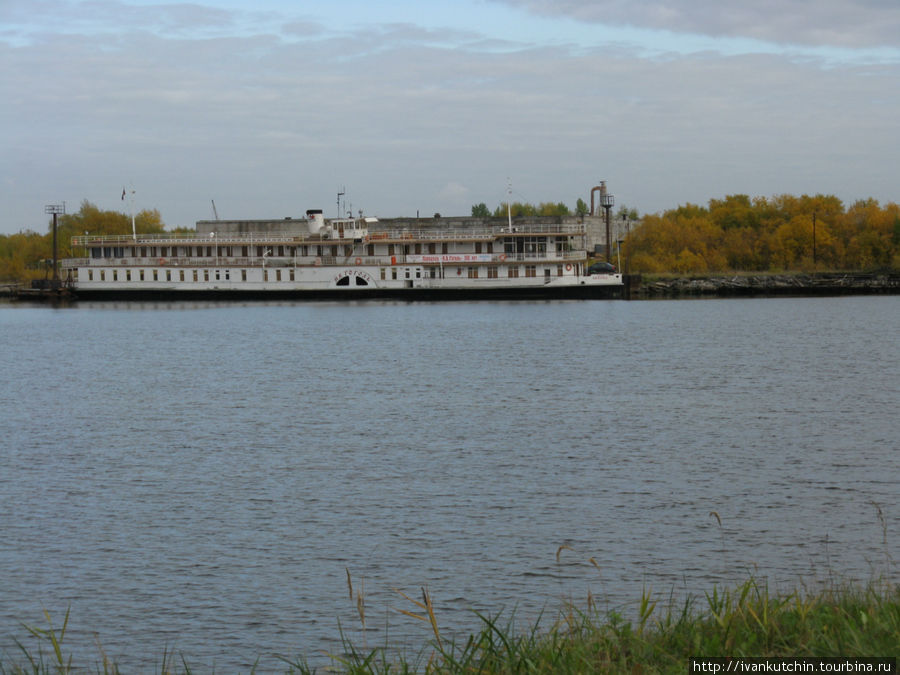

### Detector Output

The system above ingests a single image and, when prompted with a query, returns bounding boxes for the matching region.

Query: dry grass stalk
[556,544,574,563]
[393,587,443,650]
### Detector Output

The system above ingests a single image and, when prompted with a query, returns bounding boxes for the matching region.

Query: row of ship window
[84,265,571,282]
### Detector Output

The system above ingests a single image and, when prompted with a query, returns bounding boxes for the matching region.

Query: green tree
[471,203,490,217]
[575,198,589,216]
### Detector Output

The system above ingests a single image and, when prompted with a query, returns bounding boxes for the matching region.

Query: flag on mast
[121,188,126,200]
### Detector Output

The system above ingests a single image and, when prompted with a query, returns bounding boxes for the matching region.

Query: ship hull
[69,282,622,302]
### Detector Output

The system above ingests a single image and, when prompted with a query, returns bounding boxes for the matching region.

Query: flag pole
[121,186,136,240]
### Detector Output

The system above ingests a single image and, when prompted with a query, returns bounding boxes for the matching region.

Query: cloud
[2,1,900,234]
[491,0,900,49]
[1,0,236,42]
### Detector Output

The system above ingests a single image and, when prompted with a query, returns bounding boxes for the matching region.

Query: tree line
[471,200,640,219]
[0,201,167,282]
[625,194,900,274]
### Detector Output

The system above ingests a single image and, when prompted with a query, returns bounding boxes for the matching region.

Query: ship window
[336,276,350,286]
[166,270,172,281]
[415,243,421,254]
[263,270,268,282]
[428,243,436,254]
[225,270,230,280]
[216,270,221,281]
[88,270,93,281]
[204,270,209,281]
[140,270,145,281]
[355,276,368,286]
[475,242,482,254]
[153,270,158,281]
[487,242,493,253]
[468,267,478,279]
[381,268,386,280]
[508,267,519,278]
[441,242,448,254]
[113,270,118,281]
[488,266,498,279]
[242,270,247,282]
[525,265,536,277]
[100,270,105,281]
[193,270,198,282]
[391,268,397,280]
[179,270,185,282]
[289,269,295,281]
[126,270,131,281]
[276,270,282,282]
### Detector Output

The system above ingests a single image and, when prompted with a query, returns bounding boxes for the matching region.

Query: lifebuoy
[158,258,166,265]
[355,257,362,265]
[498,254,507,262]
[565,263,572,271]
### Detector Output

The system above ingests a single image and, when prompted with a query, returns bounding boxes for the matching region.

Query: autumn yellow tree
[627,193,899,274]
[0,201,168,283]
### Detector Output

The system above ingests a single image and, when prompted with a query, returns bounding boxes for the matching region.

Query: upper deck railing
[70,222,586,247]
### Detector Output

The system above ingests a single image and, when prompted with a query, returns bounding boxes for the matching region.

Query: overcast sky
[2,0,899,234]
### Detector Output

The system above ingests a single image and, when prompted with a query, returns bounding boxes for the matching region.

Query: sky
[2,0,900,234]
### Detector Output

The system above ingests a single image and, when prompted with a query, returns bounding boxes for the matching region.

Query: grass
[3,577,897,674]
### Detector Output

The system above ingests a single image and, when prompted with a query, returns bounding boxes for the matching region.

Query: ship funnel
[306,209,325,235]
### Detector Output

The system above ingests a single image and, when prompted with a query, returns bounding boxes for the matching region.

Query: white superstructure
[61,210,623,300]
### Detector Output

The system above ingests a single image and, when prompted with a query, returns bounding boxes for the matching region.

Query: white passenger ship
[62,209,622,300]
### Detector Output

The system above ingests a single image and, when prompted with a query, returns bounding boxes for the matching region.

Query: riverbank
[4,273,900,302]
[4,579,897,673]
[632,272,900,298]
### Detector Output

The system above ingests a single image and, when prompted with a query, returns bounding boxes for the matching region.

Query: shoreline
[4,273,900,302]
[628,272,900,299]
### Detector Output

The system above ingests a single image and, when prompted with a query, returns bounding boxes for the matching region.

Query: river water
[1,297,897,670]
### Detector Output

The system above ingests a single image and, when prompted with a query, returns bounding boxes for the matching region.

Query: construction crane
[211,200,219,221]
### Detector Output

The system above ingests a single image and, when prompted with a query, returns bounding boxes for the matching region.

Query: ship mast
[507,178,512,231]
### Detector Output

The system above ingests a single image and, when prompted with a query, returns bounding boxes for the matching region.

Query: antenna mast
[507,178,512,231]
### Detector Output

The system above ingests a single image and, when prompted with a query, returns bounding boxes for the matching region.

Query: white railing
[70,232,305,246]
[70,222,586,247]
